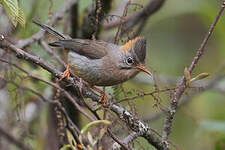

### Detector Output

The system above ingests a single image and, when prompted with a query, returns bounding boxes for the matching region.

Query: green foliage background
[0,0,225,150]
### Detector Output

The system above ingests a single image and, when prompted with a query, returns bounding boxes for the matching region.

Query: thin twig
[161,2,225,148]
[0,40,166,149]
[104,0,165,30]
[114,0,131,44]
[107,128,130,150]
[112,132,139,150]
[16,0,78,49]
[110,104,164,150]
[0,58,95,122]
[113,87,175,104]
[0,77,54,103]
[0,35,166,150]
[39,40,67,68]
[0,125,32,150]
[144,74,225,122]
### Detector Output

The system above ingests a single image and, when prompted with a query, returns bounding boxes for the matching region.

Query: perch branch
[112,132,139,150]
[0,53,94,122]
[0,36,166,150]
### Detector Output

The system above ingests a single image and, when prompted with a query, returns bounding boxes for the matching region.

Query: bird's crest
[122,37,141,52]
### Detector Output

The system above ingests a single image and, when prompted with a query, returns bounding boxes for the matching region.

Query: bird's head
[118,37,152,76]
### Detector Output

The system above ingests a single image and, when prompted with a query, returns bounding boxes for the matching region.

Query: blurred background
[0,0,225,150]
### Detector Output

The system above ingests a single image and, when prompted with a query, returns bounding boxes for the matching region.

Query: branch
[107,129,130,150]
[16,0,78,49]
[110,104,164,150]
[0,36,166,149]
[0,53,94,122]
[0,125,32,150]
[143,74,225,122]
[161,1,225,148]
[39,40,67,68]
[0,76,53,103]
[114,0,131,44]
[104,0,165,30]
[112,132,139,150]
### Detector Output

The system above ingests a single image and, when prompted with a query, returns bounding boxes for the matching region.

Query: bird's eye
[126,57,134,65]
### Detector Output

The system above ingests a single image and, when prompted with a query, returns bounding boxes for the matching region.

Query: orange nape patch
[121,37,141,52]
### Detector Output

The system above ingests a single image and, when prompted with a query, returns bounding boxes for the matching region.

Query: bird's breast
[68,52,139,86]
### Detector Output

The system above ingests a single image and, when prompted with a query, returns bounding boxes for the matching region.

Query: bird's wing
[49,39,110,59]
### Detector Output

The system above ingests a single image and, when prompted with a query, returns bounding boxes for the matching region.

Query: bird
[33,20,152,103]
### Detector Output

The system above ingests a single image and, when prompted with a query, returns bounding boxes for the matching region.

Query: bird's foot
[92,86,107,105]
[98,93,106,104]
[59,64,70,81]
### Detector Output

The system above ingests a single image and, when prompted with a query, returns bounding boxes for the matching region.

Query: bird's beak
[135,65,152,76]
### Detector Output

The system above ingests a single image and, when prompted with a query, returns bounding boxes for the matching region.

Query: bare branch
[0,76,53,103]
[143,75,225,122]
[107,128,130,150]
[39,40,67,68]
[0,37,166,149]
[110,104,164,150]
[161,2,225,148]
[114,0,131,44]
[104,0,165,30]
[0,56,95,122]
[16,0,78,49]
[0,125,32,150]
[112,132,139,150]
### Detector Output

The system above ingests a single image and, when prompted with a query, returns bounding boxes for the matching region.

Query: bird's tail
[32,20,67,40]
[48,41,65,47]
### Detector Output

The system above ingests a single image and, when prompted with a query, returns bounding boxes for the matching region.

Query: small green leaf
[60,145,72,150]
[66,130,77,150]
[1,0,19,27]
[190,72,209,83]
[18,7,26,27]
[78,135,83,146]
[87,131,94,145]
[81,120,111,134]
[93,128,106,145]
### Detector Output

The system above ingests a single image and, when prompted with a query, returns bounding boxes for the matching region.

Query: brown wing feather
[49,39,109,59]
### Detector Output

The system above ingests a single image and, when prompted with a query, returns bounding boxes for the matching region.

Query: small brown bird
[33,21,152,103]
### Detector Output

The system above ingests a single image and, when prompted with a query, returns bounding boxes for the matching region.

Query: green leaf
[190,72,209,83]
[93,128,106,145]
[87,131,94,145]
[66,130,77,150]
[1,0,19,27]
[18,7,26,27]
[60,145,73,150]
[81,120,111,134]
[0,0,26,27]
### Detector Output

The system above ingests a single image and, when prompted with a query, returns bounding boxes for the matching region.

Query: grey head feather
[131,37,146,64]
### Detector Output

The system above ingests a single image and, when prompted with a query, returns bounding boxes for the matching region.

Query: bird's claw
[92,86,107,105]
[60,64,70,81]
[98,93,106,105]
